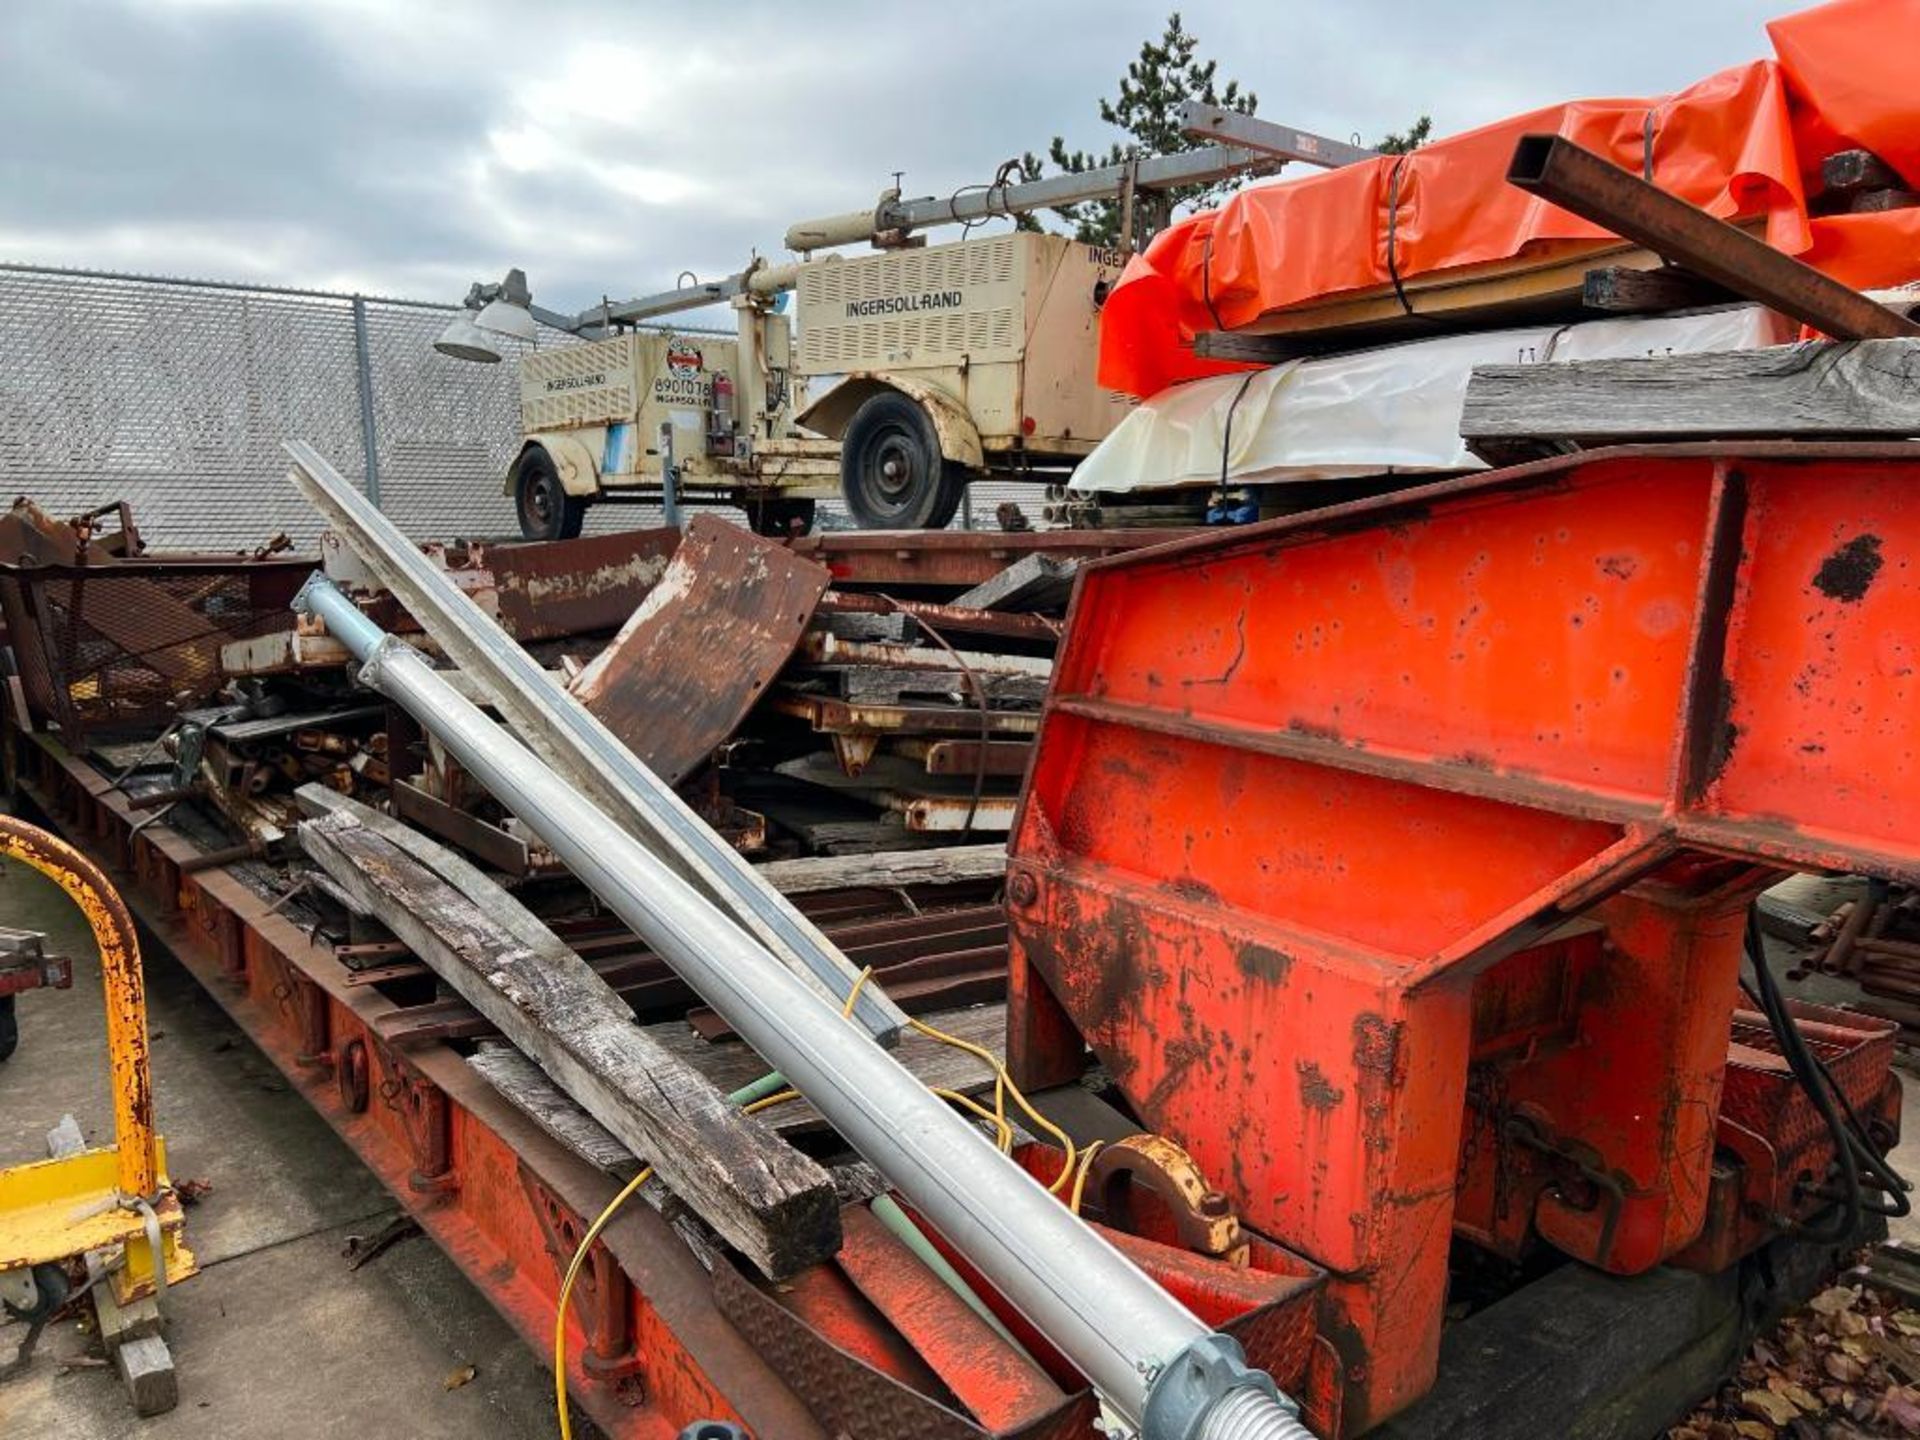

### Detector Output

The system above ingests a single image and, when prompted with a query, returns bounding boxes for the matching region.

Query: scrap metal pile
[0,502,1120,1030]
[0,456,1332,1437]
[1792,883,1920,1048]
[5,6,1920,1440]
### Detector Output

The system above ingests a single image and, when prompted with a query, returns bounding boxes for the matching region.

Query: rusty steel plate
[570,515,831,786]
[466,528,681,642]
[785,529,1198,589]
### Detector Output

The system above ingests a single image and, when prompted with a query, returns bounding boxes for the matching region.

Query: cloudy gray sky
[2,0,1789,316]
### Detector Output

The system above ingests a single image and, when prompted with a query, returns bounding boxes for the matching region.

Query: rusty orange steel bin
[1005,443,1920,1433]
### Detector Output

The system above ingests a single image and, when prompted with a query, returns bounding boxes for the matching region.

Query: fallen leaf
[1827,1352,1869,1384]
[442,1364,476,1392]
[1780,1380,1823,1413]
[1883,1386,1920,1434]
[1811,1287,1860,1317]
[1743,1388,1802,1426]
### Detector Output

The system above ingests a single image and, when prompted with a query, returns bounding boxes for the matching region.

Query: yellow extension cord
[552,968,1096,1438]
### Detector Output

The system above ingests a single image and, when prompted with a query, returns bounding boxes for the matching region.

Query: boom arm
[786,141,1291,252]
[447,122,1373,349]
[1176,101,1379,169]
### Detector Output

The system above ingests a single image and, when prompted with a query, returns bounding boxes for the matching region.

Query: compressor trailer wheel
[513,448,586,541]
[839,392,965,530]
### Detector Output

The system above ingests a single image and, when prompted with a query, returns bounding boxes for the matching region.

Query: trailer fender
[797,374,985,470]
[507,433,601,499]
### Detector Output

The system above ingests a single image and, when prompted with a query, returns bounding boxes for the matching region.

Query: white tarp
[1069,305,1795,494]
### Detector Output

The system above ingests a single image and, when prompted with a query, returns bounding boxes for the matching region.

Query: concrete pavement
[0,852,574,1439]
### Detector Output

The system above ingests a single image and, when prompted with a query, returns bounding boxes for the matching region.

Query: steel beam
[1506,135,1920,341]
[1177,102,1379,170]
[284,441,906,1044]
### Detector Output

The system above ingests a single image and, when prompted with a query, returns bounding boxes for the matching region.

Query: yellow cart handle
[0,815,157,1198]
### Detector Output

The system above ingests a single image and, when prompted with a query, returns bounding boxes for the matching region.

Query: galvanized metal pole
[295,574,1310,1440]
[284,441,905,1044]
[349,296,383,510]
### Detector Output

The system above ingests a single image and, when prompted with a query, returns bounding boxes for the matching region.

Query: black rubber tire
[839,392,966,530]
[742,497,817,538]
[2,1261,67,1322]
[0,995,17,1063]
[513,448,587,542]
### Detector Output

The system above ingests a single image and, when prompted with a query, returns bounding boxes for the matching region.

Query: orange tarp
[1098,0,1920,399]
[1769,0,1920,189]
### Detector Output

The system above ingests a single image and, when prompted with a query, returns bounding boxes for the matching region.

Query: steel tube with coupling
[283,441,906,1047]
[295,573,1312,1440]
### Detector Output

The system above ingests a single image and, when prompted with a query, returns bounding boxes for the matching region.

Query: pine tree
[1019,13,1257,248]
[1376,116,1433,155]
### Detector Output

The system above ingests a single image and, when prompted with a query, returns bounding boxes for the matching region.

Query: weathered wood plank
[46,1115,168,1358]
[468,1042,642,1180]
[1461,339,1920,449]
[950,554,1081,613]
[796,632,1054,679]
[465,1042,729,1271]
[774,754,1019,833]
[296,796,839,1279]
[1194,241,1688,360]
[114,1334,179,1417]
[1823,149,1902,196]
[1579,265,1734,314]
[787,817,945,854]
[1374,1227,1867,1440]
[476,999,1009,1144]
[820,664,1049,707]
[754,844,1006,895]
[809,612,915,644]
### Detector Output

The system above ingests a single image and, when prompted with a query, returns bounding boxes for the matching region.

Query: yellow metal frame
[0,816,195,1303]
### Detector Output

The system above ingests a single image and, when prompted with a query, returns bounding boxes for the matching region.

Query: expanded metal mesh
[0,264,1046,550]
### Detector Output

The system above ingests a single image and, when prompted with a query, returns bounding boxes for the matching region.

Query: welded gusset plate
[569,515,831,785]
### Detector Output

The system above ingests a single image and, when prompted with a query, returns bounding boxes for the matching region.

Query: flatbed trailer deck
[7,719,1889,1440]
[8,733,824,1440]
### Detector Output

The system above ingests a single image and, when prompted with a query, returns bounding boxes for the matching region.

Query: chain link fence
[0,262,1040,552]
